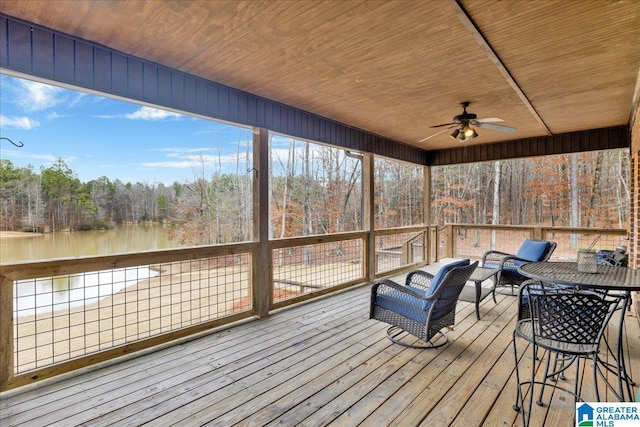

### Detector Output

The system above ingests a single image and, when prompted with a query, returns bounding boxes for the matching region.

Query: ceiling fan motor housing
[454,112,477,123]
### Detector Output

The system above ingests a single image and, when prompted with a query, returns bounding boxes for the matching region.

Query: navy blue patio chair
[482,239,556,299]
[370,259,478,349]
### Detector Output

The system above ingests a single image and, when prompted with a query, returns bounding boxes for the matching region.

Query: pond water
[1,224,178,263]
[2,224,181,316]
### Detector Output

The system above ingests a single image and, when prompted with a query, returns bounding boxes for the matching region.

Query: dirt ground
[12,264,252,373]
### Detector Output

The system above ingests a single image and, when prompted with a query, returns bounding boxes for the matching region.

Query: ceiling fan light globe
[450,129,460,139]
[463,125,476,137]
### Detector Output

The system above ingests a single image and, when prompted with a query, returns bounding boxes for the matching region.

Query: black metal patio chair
[370,259,478,349]
[512,281,622,427]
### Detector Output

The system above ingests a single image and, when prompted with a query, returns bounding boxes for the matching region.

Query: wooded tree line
[0,147,629,246]
[431,150,629,229]
[0,158,178,232]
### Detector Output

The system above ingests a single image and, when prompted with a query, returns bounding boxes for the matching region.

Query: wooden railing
[373,226,430,276]
[0,244,257,391]
[437,224,629,261]
[269,231,370,310]
[0,226,434,392]
[0,223,628,391]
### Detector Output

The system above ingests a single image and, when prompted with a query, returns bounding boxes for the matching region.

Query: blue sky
[0,73,255,185]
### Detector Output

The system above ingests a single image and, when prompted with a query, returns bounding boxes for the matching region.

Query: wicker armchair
[370,259,478,349]
[482,239,556,299]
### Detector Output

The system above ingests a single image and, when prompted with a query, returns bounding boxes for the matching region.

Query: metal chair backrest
[525,284,617,348]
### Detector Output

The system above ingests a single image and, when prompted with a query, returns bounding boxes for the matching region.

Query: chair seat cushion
[484,260,520,278]
[516,239,551,262]
[483,261,499,270]
[501,262,520,275]
[375,290,428,323]
[375,259,471,320]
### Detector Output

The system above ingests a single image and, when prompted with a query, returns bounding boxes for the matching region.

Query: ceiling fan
[419,101,516,142]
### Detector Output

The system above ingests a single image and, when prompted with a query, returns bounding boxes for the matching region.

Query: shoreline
[0,230,43,239]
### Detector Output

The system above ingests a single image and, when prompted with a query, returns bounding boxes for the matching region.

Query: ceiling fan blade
[429,122,456,128]
[474,122,517,133]
[419,126,453,142]
[475,117,504,123]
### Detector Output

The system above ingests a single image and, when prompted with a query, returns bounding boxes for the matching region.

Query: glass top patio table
[517,261,640,291]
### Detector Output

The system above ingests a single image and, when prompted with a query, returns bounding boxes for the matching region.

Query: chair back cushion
[427,260,476,318]
[425,258,470,298]
[516,239,552,262]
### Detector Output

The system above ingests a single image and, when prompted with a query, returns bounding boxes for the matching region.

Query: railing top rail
[445,223,627,235]
[270,230,368,249]
[373,225,429,237]
[538,226,628,235]
[0,242,258,280]
[269,227,431,248]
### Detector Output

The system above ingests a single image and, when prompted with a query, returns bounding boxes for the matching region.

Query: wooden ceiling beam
[448,0,552,136]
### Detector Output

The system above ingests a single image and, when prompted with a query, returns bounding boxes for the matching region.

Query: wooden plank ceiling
[1,0,639,151]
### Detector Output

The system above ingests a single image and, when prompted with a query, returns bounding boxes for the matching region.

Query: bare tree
[490,161,501,249]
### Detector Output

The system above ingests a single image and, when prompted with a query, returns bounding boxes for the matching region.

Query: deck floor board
[1,283,639,427]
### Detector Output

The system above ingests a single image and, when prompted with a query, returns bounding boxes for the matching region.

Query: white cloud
[140,160,194,169]
[3,150,75,164]
[17,80,66,112]
[92,114,121,119]
[0,115,40,129]
[153,147,213,157]
[141,154,233,168]
[140,152,244,172]
[67,92,89,108]
[125,106,182,121]
[184,154,237,163]
[47,111,69,120]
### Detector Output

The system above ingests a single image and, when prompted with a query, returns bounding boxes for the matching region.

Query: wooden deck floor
[1,281,639,426]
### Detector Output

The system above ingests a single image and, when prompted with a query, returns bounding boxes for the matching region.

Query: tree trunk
[587,151,602,228]
[490,161,500,249]
[570,153,579,248]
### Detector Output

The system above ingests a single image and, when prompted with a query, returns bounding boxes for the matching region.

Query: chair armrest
[405,270,434,291]
[482,249,514,265]
[371,278,432,301]
[499,255,533,268]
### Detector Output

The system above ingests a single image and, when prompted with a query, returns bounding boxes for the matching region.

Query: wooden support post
[253,128,272,318]
[401,241,410,265]
[424,165,431,263]
[532,227,543,240]
[444,225,454,258]
[363,153,375,282]
[452,225,458,258]
[0,274,14,391]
